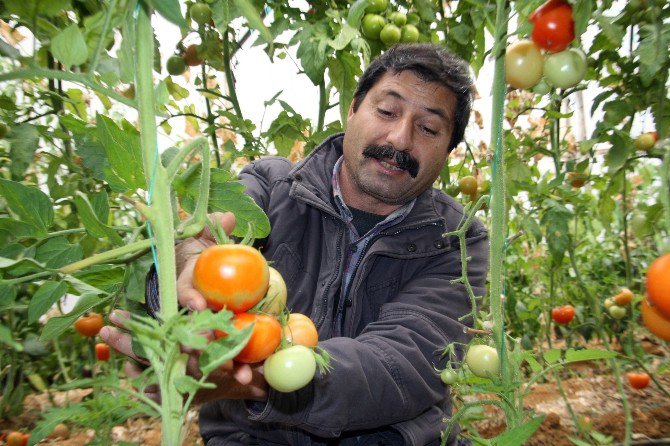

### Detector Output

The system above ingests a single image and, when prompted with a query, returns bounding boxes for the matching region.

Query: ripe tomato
[465,345,499,379]
[458,175,478,195]
[400,24,420,43]
[193,244,270,313]
[567,172,587,188]
[166,55,186,76]
[74,313,104,337]
[258,267,287,315]
[284,313,319,348]
[95,343,110,361]
[530,0,574,53]
[183,44,203,67]
[190,2,212,26]
[641,297,670,341]
[6,432,27,446]
[543,48,587,89]
[613,288,634,306]
[646,253,670,318]
[634,132,658,152]
[505,40,544,90]
[380,24,401,46]
[361,14,386,40]
[229,313,281,363]
[626,371,651,390]
[264,345,317,392]
[608,305,627,320]
[551,305,575,324]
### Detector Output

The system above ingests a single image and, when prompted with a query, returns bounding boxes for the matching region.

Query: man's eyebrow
[379,89,451,123]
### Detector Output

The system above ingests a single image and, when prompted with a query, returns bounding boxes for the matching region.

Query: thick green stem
[222,29,244,121]
[201,64,222,167]
[317,82,327,134]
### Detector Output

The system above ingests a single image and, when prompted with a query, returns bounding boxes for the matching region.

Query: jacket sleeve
[249,226,489,438]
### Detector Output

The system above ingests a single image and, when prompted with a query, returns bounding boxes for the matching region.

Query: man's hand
[99,212,269,404]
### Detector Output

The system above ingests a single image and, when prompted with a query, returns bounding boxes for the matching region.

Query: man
[102,43,488,445]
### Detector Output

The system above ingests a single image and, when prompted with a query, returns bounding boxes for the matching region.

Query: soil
[2,338,669,445]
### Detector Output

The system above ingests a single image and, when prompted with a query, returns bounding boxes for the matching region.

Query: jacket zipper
[314,220,345,332]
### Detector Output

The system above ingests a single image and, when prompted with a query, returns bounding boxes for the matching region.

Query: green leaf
[51,24,89,68]
[346,0,370,27]
[144,0,186,27]
[96,114,145,191]
[328,52,362,126]
[60,115,109,181]
[175,374,212,395]
[35,237,83,269]
[0,324,23,351]
[263,110,310,157]
[118,9,136,84]
[292,24,329,85]
[0,284,17,309]
[541,203,571,263]
[28,281,68,324]
[637,24,668,86]
[328,24,359,51]
[572,0,593,39]
[0,218,42,242]
[200,324,253,375]
[7,123,40,180]
[74,192,124,245]
[564,348,617,363]
[40,293,104,341]
[0,179,54,235]
[604,131,630,173]
[73,266,125,293]
[520,351,542,374]
[491,416,544,446]
[232,0,273,50]
[543,349,562,364]
[594,13,624,49]
[4,0,70,18]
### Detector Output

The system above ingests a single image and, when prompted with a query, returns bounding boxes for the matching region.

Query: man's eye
[377,108,394,117]
[421,126,438,136]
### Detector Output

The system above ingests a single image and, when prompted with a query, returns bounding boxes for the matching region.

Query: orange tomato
[95,343,110,361]
[193,244,269,314]
[613,288,633,306]
[640,297,670,341]
[646,253,670,318]
[226,313,281,363]
[626,371,651,390]
[283,313,319,348]
[6,431,27,446]
[74,313,104,337]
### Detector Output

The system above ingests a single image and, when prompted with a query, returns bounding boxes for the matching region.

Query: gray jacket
[199,134,489,445]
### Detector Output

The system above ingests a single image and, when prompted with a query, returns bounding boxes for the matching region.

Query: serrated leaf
[40,293,105,341]
[0,284,17,309]
[594,14,624,49]
[28,281,68,324]
[4,0,70,19]
[347,0,370,26]
[329,23,359,51]
[520,351,542,374]
[328,52,362,126]
[51,24,89,68]
[293,24,329,85]
[200,324,253,375]
[174,374,212,394]
[60,115,109,181]
[74,192,124,245]
[35,237,83,269]
[7,123,40,180]
[144,0,186,27]
[96,114,145,191]
[637,24,667,86]
[543,349,562,364]
[605,131,630,173]
[0,218,41,241]
[232,0,273,50]
[491,416,544,446]
[572,0,593,39]
[565,348,617,363]
[0,179,54,235]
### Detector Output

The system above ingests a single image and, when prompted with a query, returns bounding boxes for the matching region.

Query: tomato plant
[193,244,270,313]
[465,345,499,379]
[458,175,478,195]
[551,305,575,324]
[283,313,319,348]
[264,345,317,392]
[641,297,670,341]
[74,313,104,337]
[95,343,111,361]
[646,253,670,317]
[626,372,651,390]
[227,313,282,363]
[530,0,575,53]
[505,40,544,90]
[613,288,634,306]
[543,48,587,89]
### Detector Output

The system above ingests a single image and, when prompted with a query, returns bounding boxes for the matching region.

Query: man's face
[340,70,457,215]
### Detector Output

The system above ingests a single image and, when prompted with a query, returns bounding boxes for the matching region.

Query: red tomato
[6,431,27,446]
[530,0,574,53]
[95,343,110,361]
[626,371,651,390]
[551,305,575,324]
[646,253,670,318]
[284,313,319,348]
[224,313,282,363]
[193,244,270,314]
[74,313,104,337]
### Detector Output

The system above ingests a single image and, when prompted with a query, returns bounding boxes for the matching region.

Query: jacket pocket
[366,277,400,321]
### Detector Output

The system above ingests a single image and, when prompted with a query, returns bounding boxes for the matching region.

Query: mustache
[363,145,419,178]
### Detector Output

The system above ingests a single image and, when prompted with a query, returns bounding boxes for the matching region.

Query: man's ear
[347,99,356,119]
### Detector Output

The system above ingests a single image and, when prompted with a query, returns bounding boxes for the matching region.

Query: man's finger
[198,212,237,241]
[99,326,148,365]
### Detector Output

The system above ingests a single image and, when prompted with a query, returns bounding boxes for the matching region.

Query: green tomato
[543,48,587,89]
[380,24,401,46]
[406,12,420,25]
[400,24,420,43]
[166,55,187,76]
[505,40,544,90]
[440,368,458,385]
[361,14,386,40]
[520,334,533,351]
[608,305,627,320]
[465,345,499,379]
[365,0,387,14]
[630,212,651,238]
[190,2,212,26]
[388,11,407,26]
[264,345,317,393]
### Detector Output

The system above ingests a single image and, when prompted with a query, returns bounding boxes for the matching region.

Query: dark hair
[351,44,474,152]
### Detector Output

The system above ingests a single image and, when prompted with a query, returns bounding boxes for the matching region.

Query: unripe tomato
[603,298,615,309]
[264,345,317,392]
[646,253,670,318]
[543,48,587,89]
[183,44,203,67]
[641,297,670,341]
[530,0,575,53]
[74,313,104,337]
[190,2,212,26]
[551,305,575,324]
[95,343,110,361]
[166,55,187,76]
[505,40,544,90]
[465,345,499,379]
[258,267,287,315]
[193,244,270,313]
[380,24,401,46]
[634,132,658,152]
[361,14,386,40]
[284,313,319,347]
[626,371,651,390]
[613,288,634,306]
[229,313,282,363]
[400,24,420,43]
[388,11,407,27]
[406,12,420,25]
[364,0,387,14]
[6,432,27,446]
[608,304,627,320]
[458,175,478,195]
[440,368,458,385]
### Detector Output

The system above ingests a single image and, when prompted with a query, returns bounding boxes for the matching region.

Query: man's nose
[386,118,413,151]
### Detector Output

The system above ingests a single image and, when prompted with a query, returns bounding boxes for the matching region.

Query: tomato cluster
[193,243,323,392]
[506,0,586,93]
[359,1,422,47]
